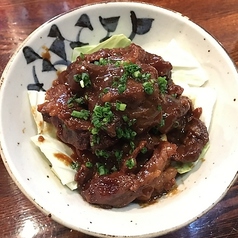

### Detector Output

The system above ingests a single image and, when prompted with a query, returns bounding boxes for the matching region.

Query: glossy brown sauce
[38,135,45,142]
[41,46,50,61]
[53,153,73,166]
[37,43,209,208]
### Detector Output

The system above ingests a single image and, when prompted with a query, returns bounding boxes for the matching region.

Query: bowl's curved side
[1,2,238,238]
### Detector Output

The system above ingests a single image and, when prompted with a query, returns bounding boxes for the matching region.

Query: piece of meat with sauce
[80,142,177,208]
[167,110,209,163]
[38,43,173,151]
[37,42,209,208]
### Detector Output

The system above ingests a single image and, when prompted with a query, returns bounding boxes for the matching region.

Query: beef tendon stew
[36,42,209,208]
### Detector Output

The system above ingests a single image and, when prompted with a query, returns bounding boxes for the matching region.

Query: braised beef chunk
[81,142,177,208]
[37,43,209,208]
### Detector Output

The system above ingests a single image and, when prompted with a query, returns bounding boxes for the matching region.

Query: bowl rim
[1,2,238,237]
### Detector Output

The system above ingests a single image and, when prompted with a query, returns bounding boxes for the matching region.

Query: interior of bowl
[1,2,238,238]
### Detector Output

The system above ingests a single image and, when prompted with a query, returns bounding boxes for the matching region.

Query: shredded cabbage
[71,34,131,62]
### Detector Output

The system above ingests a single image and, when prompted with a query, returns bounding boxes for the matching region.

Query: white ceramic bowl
[1,2,238,237]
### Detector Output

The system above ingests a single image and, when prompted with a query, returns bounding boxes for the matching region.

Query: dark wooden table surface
[1,0,238,237]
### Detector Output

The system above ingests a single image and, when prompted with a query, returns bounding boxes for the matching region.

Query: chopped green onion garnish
[71,109,90,120]
[75,97,85,104]
[122,115,129,122]
[114,150,123,161]
[90,127,99,135]
[124,63,141,75]
[126,158,135,169]
[119,74,127,84]
[116,101,127,111]
[96,163,109,176]
[111,165,118,172]
[116,127,137,140]
[85,161,93,168]
[111,80,119,88]
[158,76,167,94]
[157,105,162,111]
[95,149,110,159]
[73,72,91,88]
[133,70,141,78]
[143,82,154,95]
[129,141,135,153]
[159,118,165,127]
[141,147,148,154]
[67,96,76,105]
[141,73,151,81]
[118,83,127,93]
[71,161,80,170]
[103,87,109,94]
[92,103,114,129]
[90,134,100,146]
[67,96,86,108]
